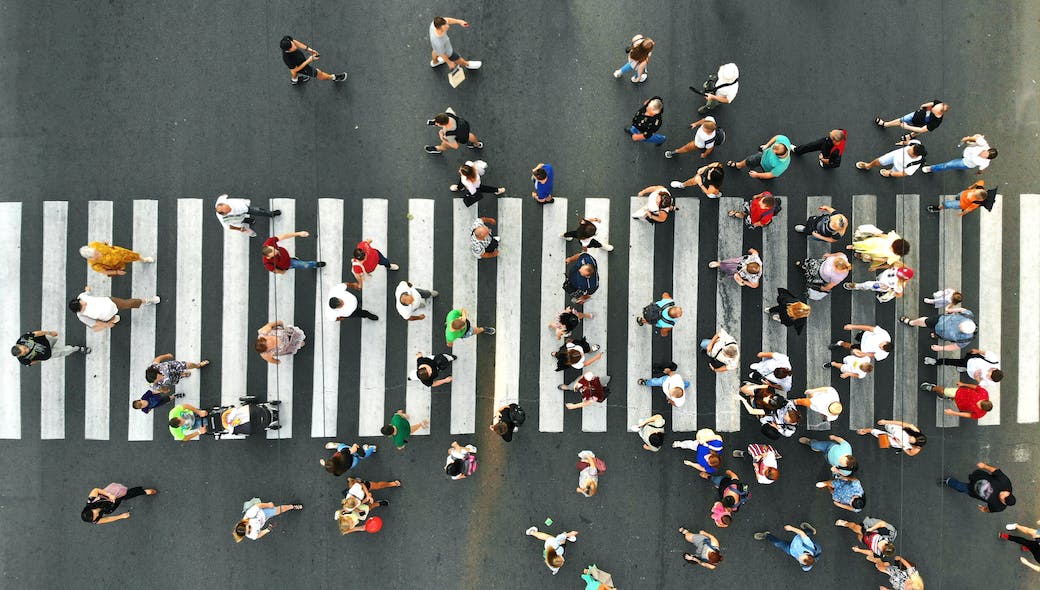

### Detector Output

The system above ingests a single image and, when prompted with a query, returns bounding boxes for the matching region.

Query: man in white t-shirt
[923,134,997,174]
[213,194,280,237]
[665,116,719,160]
[749,351,793,392]
[794,386,843,422]
[856,139,927,177]
[638,364,690,407]
[924,348,1003,387]
[832,324,892,362]
[697,62,739,114]
[69,285,159,332]
[394,281,438,321]
[326,282,378,321]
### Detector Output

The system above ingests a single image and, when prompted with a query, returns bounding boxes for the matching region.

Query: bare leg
[366,480,401,491]
[673,140,699,155]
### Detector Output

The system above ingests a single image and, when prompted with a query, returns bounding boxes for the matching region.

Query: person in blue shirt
[564,252,599,305]
[900,308,976,352]
[727,134,793,179]
[532,163,555,204]
[635,293,683,336]
[132,389,183,414]
[755,523,822,571]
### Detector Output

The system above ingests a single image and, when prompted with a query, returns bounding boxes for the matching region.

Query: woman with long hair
[856,419,926,456]
[613,34,654,83]
[81,483,157,524]
[255,320,305,365]
[766,288,811,334]
[233,500,302,542]
[525,526,580,575]
[449,160,506,207]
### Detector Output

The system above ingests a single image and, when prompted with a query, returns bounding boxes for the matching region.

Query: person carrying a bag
[636,292,683,336]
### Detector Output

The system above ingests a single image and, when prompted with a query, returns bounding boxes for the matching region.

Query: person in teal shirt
[168,404,206,441]
[728,134,793,179]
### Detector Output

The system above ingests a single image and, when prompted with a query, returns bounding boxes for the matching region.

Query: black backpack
[642,301,676,334]
[509,404,526,426]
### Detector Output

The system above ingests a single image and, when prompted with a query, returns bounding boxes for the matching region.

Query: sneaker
[927,205,941,213]
[557,384,569,391]
[590,344,601,352]
[291,74,311,85]
[463,60,482,70]
[798,437,811,445]
[525,526,537,536]
[247,229,257,237]
[602,244,614,252]
[823,362,833,369]
[272,210,282,216]
[333,73,348,82]
[632,73,647,83]
[430,56,444,67]
[635,316,646,326]
[815,481,828,488]
[670,181,685,189]
[923,356,937,365]
[430,290,440,297]
[141,256,155,263]
[426,119,437,126]
[378,499,390,507]
[922,166,932,174]
[938,477,950,486]
[174,393,185,398]
[389,263,400,271]
[612,69,622,79]
[1007,523,1020,531]
[919,382,937,391]
[147,296,161,305]
[843,282,856,290]
[637,379,647,385]
[800,522,817,535]
[566,535,577,543]
[560,233,573,241]
[493,236,500,242]
[79,346,92,355]
[664,150,675,159]
[467,142,484,149]
[794,224,806,233]
[483,327,496,335]
[315,261,326,268]
[818,160,825,168]
[731,449,745,458]
[697,104,711,115]
[424,145,442,154]
[829,341,844,350]
[753,531,770,541]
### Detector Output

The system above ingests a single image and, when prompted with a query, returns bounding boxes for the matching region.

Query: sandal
[873,117,884,127]
[291,504,304,510]
[725,160,738,168]
[899,316,913,326]
[855,162,868,170]
[727,210,741,218]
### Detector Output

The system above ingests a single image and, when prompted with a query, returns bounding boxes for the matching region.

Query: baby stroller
[203,396,281,440]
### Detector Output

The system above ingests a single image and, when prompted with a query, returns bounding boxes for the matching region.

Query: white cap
[961,319,977,334]
[583,371,596,381]
[718,63,739,83]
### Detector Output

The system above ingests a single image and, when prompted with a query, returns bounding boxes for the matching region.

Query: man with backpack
[490,403,526,442]
[636,293,683,337]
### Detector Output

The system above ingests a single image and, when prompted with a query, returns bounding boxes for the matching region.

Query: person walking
[445,308,495,347]
[12,329,87,366]
[132,389,183,414]
[470,217,500,259]
[625,96,665,145]
[561,216,613,252]
[797,251,852,298]
[840,517,898,560]
[548,306,593,340]
[81,483,157,525]
[749,351,793,392]
[262,230,325,274]
[816,473,867,513]
[754,523,822,571]
[670,161,724,198]
[145,353,209,393]
[168,403,207,441]
[919,381,992,420]
[999,521,1040,573]
[636,292,682,337]
[856,420,927,456]
[740,381,789,412]
[394,281,437,321]
[941,462,1015,513]
[924,287,963,311]
[923,348,1002,387]
[855,139,927,177]
[900,307,977,352]
[564,251,600,305]
[793,204,848,243]
[552,337,603,372]
[701,328,739,373]
[631,414,665,452]
[490,403,525,442]
[80,242,154,277]
[214,194,280,237]
[381,409,428,450]
[766,288,811,334]
[255,320,305,365]
[450,160,506,207]
[696,63,740,114]
[444,441,478,480]
[575,450,603,497]
[348,238,399,289]
[799,434,858,476]
[429,16,482,71]
[927,180,997,216]
[832,323,893,362]
[561,372,610,410]
[637,364,689,407]
[665,116,719,160]
[922,134,997,174]
[69,285,159,332]
[409,351,457,388]
[320,442,377,476]
[676,429,724,476]
[866,555,925,590]
[737,394,801,439]
[876,99,949,140]
[793,128,847,169]
[679,528,724,569]
[732,443,781,484]
[848,225,911,271]
[234,499,303,541]
[727,192,781,229]
[709,247,762,289]
[525,526,579,575]
[793,386,843,422]
[531,163,555,204]
[631,185,675,224]
[425,109,483,154]
[327,281,379,321]
[280,36,346,84]
[827,354,874,380]
[727,135,793,180]
[613,34,654,83]
[844,265,914,302]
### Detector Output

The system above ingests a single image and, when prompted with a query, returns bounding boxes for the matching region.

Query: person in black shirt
[489,403,525,442]
[408,352,457,388]
[875,99,949,140]
[942,461,1015,513]
[280,36,347,85]
[625,96,665,145]
[793,128,847,169]
[11,330,88,366]
[425,110,483,154]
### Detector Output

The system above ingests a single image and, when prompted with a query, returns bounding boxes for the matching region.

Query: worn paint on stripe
[538,199,567,432]
[311,198,344,438]
[127,200,158,441]
[40,202,68,440]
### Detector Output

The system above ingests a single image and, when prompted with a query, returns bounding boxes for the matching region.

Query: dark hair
[980,400,994,411]
[845,456,858,471]
[433,113,450,125]
[433,16,447,28]
[911,432,927,447]
[910,144,927,158]
[445,459,463,477]
[803,555,816,567]
[81,506,97,523]
[144,366,159,383]
[254,338,268,353]
[324,452,348,476]
[492,421,509,436]
[280,36,293,51]
[990,369,1004,383]
[1005,493,1016,506]
[533,168,547,181]
[891,239,911,255]
[721,495,735,508]
[68,299,82,313]
[773,367,791,379]
[10,346,22,357]
[784,408,803,424]
[759,194,776,209]
[707,551,723,564]
[329,297,342,309]
[951,291,964,304]
[862,363,874,374]
[459,164,476,180]
[628,38,654,62]
[705,166,724,184]
[169,417,183,428]
[764,467,780,481]
[706,452,721,468]
[880,342,893,352]
[851,496,866,510]
[720,514,731,526]
[380,425,394,436]
[353,248,366,261]
[880,542,896,559]
[418,366,432,380]
[658,193,673,209]
[648,432,664,447]
[986,148,998,159]
[565,349,583,365]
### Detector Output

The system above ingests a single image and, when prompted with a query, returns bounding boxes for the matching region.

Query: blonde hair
[833,257,852,272]
[545,547,565,568]
[786,302,811,319]
[232,519,248,543]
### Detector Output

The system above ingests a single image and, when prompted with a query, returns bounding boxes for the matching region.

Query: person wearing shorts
[280,36,347,85]
[665,116,718,159]
[855,139,927,177]
[728,135,792,179]
[425,110,483,154]
[429,16,482,70]
[444,308,494,347]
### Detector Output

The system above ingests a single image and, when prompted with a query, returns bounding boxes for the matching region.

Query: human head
[959,319,977,334]
[473,225,489,240]
[648,432,664,448]
[417,365,432,381]
[79,245,98,260]
[215,203,231,215]
[668,306,684,319]
[827,401,843,417]
[398,292,414,307]
[629,37,654,62]
[910,432,927,447]
[984,148,998,160]
[81,506,100,523]
[565,349,583,366]
[799,554,815,567]
[936,102,950,115]
[254,338,269,353]
[706,452,721,468]
[851,496,866,510]
[458,164,477,181]
[445,460,462,477]
[10,344,28,358]
[719,514,731,527]
[433,113,450,126]
[131,399,148,410]
[862,363,874,374]
[842,455,858,470]
[646,98,663,115]
[380,424,396,436]
[717,63,738,84]
[784,408,803,424]
[773,367,791,379]
[68,299,85,313]
[705,165,724,184]
[771,143,789,158]
[833,257,852,272]
[579,263,595,278]
[879,540,896,559]
[829,129,846,143]
[432,16,448,30]
[579,479,598,497]
[979,400,994,412]
[450,318,467,331]
[533,168,547,181]
[233,519,248,542]
[169,416,184,428]
[353,247,367,261]
[545,547,565,569]
[657,192,673,209]
[880,341,893,353]
[764,467,780,481]
[279,36,293,51]
[759,194,776,209]
[144,366,160,383]
[830,213,849,236]
[746,262,762,275]
[323,453,347,474]
[909,143,927,159]
[702,119,717,133]
[706,551,723,565]
[261,245,278,259]
[492,420,509,436]
[990,369,1004,383]
[723,344,738,359]
[951,291,964,304]
[891,239,911,255]
[329,297,343,310]
[787,302,811,320]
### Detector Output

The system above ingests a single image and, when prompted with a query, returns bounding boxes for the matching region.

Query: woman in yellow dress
[846,225,910,272]
[79,242,154,276]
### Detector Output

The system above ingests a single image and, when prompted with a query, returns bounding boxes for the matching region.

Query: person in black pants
[1000,522,1040,572]
[280,35,347,85]
[450,161,506,207]
[426,110,483,154]
[793,129,847,169]
[82,484,158,525]
[409,351,457,388]
[490,403,525,442]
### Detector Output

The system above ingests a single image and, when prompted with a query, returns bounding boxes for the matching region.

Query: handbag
[877,433,891,448]
[102,483,128,499]
[448,66,466,88]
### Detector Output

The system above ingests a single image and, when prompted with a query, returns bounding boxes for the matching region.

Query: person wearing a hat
[900,308,977,352]
[928,180,997,216]
[941,462,1015,513]
[844,265,914,302]
[697,63,739,114]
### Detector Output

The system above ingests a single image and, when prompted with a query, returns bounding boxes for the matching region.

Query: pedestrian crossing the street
[1,194,1036,441]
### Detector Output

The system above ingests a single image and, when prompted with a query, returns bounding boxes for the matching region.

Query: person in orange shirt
[927,180,996,217]
[80,242,154,277]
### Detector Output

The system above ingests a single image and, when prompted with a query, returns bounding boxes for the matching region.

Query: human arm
[564,252,584,264]
[736,396,764,416]
[638,185,665,196]
[151,353,174,363]
[95,512,132,525]
[582,352,603,367]
[748,170,776,179]
[262,352,281,365]
[275,230,309,241]
[976,462,998,473]
[704,92,731,104]
[829,435,846,443]
[844,324,874,332]
[784,524,811,540]
[431,377,453,387]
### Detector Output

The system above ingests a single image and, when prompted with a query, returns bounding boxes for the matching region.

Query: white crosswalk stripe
[8,195,1031,439]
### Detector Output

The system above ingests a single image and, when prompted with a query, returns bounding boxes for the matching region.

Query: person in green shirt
[381,410,429,449]
[168,404,207,441]
[727,134,793,179]
[445,307,495,347]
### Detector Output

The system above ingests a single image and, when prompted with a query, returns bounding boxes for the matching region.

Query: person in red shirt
[348,239,399,289]
[261,230,324,274]
[726,192,780,229]
[919,381,992,420]
[561,372,610,410]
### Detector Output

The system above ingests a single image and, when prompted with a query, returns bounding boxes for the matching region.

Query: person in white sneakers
[922,134,997,174]
[631,185,676,224]
[631,414,665,452]
[665,116,719,159]
[924,348,1002,387]
[749,351,793,392]
[525,526,579,575]
[793,386,843,422]
[613,34,654,83]
[637,363,689,407]
[213,194,280,237]
[855,139,927,177]
[450,160,506,207]
[832,324,893,362]
[280,36,347,85]
[348,239,399,290]
[827,355,873,380]
[69,285,158,332]
[561,216,613,252]
[394,281,437,321]
[80,242,154,277]
[670,161,724,198]
[429,17,481,71]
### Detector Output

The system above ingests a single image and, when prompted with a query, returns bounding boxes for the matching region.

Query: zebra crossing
[1,194,1036,441]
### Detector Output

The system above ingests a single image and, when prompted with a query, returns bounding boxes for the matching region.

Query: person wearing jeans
[922,134,997,174]
[627,96,665,145]
[261,230,325,275]
[754,523,822,571]
[349,239,400,289]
